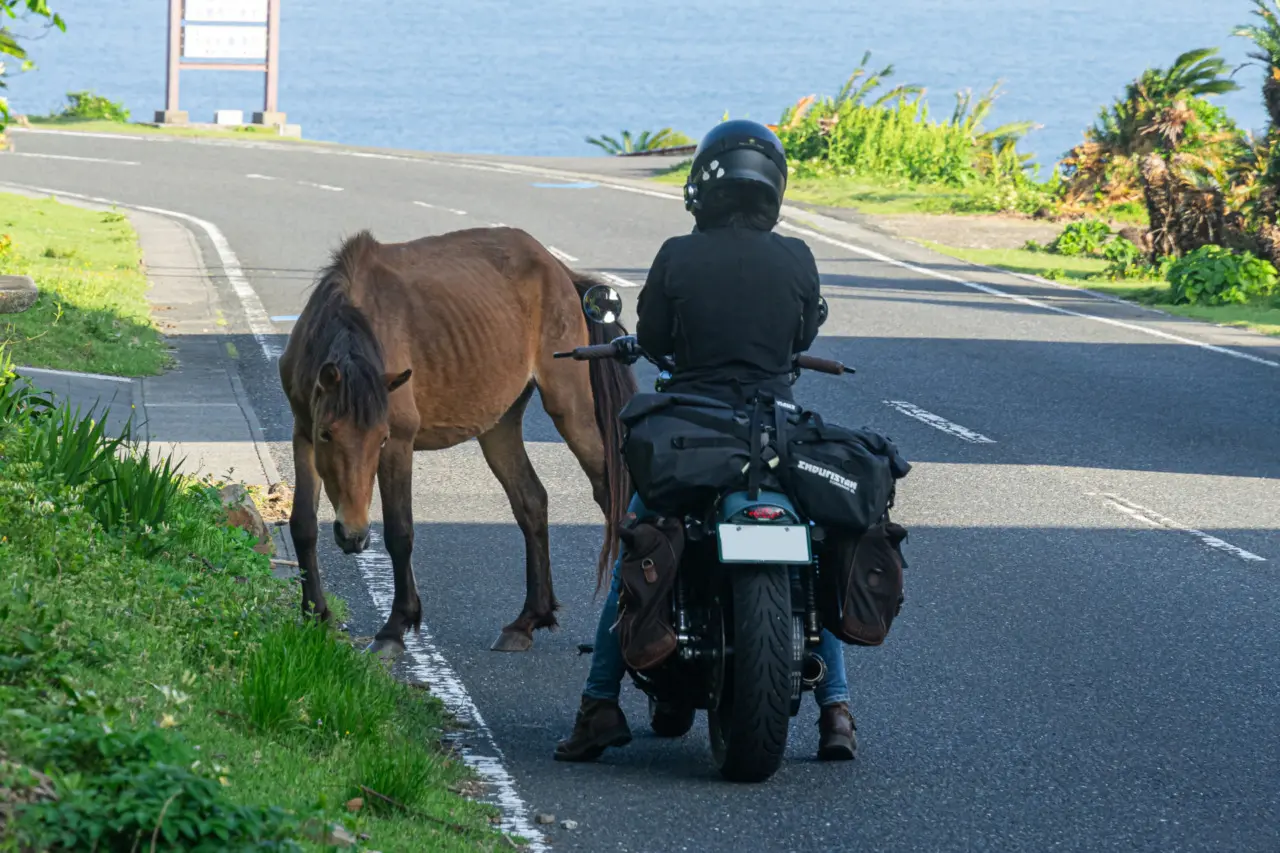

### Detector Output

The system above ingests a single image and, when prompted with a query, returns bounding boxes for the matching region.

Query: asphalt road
[4,129,1279,853]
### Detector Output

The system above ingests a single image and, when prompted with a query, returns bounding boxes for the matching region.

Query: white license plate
[717,523,812,565]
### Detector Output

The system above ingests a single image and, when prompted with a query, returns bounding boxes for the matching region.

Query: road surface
[3,129,1279,853]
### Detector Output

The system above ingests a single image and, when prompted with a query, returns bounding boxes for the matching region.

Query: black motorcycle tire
[648,696,697,738]
[708,565,792,783]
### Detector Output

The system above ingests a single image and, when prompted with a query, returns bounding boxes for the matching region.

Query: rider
[554,119,857,764]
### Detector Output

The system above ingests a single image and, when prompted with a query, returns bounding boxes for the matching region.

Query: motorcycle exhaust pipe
[801,651,827,689]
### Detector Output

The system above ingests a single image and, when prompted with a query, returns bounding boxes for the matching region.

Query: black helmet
[683,119,788,214]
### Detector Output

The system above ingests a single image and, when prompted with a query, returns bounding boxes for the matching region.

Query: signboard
[184,0,268,22]
[182,24,267,60]
[160,0,283,124]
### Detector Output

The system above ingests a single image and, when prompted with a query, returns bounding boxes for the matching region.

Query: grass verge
[919,242,1280,336]
[0,356,515,852]
[23,117,314,144]
[0,193,168,375]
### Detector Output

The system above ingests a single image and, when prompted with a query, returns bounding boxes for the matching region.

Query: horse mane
[298,230,389,429]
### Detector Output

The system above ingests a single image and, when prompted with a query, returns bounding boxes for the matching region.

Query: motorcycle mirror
[817,296,829,327]
[582,284,623,325]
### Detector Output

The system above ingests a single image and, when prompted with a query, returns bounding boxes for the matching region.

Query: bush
[54,91,130,123]
[1167,245,1278,305]
[1049,219,1114,257]
[1102,237,1159,280]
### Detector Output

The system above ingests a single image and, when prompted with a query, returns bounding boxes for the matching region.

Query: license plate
[717,523,812,565]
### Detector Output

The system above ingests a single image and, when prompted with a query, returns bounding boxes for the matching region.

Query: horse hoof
[490,630,534,652]
[364,637,406,660]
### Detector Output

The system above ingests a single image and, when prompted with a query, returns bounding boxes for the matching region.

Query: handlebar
[553,342,619,360]
[555,337,851,377]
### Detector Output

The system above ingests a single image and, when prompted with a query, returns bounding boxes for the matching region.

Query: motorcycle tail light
[744,505,786,521]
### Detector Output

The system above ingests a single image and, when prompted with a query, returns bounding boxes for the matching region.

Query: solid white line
[246,173,277,180]
[11,151,139,166]
[546,245,578,264]
[1091,492,1267,562]
[412,200,468,216]
[147,402,240,407]
[300,181,343,192]
[15,365,133,383]
[778,222,1280,370]
[13,184,282,361]
[353,532,547,851]
[883,400,996,443]
[597,271,640,289]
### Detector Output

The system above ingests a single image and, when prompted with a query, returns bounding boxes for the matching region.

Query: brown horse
[278,227,636,654]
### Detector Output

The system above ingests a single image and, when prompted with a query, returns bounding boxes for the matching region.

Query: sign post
[156,0,286,128]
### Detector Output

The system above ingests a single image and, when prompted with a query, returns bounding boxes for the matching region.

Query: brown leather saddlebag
[819,519,908,646]
[615,516,685,671]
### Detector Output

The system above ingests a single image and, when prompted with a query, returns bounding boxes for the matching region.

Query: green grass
[920,242,1280,336]
[25,116,314,143]
[0,366,513,852]
[0,193,168,375]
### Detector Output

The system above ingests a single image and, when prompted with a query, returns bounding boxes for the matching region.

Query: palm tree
[585,128,693,156]
[1235,0,1280,129]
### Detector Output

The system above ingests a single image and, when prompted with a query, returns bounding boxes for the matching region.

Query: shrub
[1049,219,1114,256]
[1102,236,1157,280]
[1167,245,1278,305]
[54,91,130,123]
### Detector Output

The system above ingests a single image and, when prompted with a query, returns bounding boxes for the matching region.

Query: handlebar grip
[568,342,620,360]
[795,354,847,375]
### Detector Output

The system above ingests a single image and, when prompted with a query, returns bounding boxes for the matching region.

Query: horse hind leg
[535,359,610,540]
[479,383,558,652]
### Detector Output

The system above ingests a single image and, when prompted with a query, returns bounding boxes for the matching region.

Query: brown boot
[817,703,857,761]
[554,696,633,762]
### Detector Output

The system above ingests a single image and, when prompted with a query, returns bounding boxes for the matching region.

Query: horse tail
[564,267,639,591]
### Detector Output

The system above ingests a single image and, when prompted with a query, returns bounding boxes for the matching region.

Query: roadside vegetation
[0,192,170,376]
[0,353,515,851]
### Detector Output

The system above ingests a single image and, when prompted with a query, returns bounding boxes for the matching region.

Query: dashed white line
[11,152,139,166]
[1091,492,1267,562]
[413,200,468,216]
[546,245,578,264]
[597,271,640,289]
[246,173,277,180]
[883,400,996,443]
[300,180,343,192]
[353,532,547,851]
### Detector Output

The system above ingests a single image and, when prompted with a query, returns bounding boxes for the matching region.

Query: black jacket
[636,226,822,405]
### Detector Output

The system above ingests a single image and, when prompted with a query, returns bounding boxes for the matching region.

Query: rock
[345,797,364,813]
[219,483,273,555]
[534,813,556,825]
[561,819,579,830]
[301,819,357,847]
[0,275,38,315]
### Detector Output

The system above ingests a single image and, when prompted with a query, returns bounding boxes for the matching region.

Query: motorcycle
[556,284,849,783]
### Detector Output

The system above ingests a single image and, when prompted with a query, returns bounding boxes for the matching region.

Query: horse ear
[386,369,412,392]
[318,362,342,391]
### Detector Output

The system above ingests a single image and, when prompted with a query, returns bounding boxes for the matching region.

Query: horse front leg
[367,438,422,658]
[290,432,328,622]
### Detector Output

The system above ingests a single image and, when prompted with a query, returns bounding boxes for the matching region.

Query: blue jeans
[583,494,851,707]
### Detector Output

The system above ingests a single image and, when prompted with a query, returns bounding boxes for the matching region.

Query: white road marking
[597,271,640,289]
[778,222,1280,371]
[300,180,343,192]
[11,184,282,360]
[354,532,546,851]
[15,365,133,383]
[546,245,578,264]
[246,173,277,180]
[1091,492,1267,562]
[883,400,996,443]
[11,151,139,166]
[270,314,299,322]
[413,200,468,216]
[490,221,509,228]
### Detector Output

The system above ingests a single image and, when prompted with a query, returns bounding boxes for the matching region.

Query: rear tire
[648,696,696,738]
[708,565,792,783]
